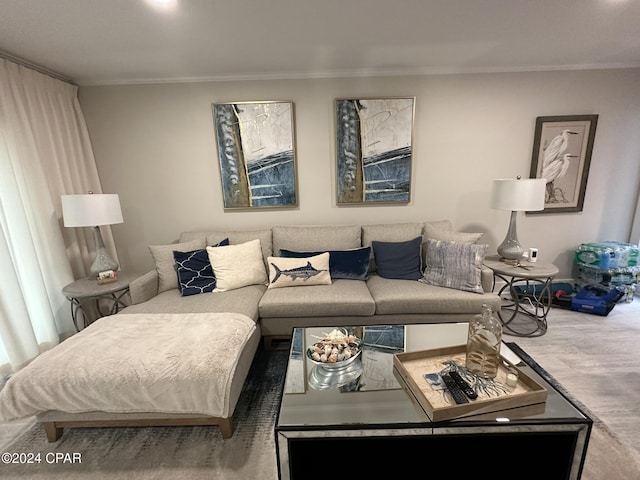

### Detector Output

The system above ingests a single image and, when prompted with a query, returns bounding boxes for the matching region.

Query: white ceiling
[1,0,640,85]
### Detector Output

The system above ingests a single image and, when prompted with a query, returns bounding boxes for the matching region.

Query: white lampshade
[62,194,123,227]
[61,193,123,277]
[490,178,546,212]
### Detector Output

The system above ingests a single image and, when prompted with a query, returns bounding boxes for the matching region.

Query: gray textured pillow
[149,238,206,293]
[420,239,488,294]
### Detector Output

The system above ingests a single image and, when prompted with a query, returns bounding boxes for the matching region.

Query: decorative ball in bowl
[306,328,362,371]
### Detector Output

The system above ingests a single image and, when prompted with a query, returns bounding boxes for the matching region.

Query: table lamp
[490,177,545,261]
[61,192,123,278]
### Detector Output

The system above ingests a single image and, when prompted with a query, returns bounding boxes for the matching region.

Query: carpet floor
[2,304,640,479]
[0,346,286,480]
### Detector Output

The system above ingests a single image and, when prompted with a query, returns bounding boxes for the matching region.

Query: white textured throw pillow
[207,239,268,292]
[267,253,331,289]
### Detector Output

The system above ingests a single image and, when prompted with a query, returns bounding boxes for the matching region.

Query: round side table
[62,272,137,331]
[483,255,559,337]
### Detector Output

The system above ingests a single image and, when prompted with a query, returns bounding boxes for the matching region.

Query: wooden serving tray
[393,345,547,422]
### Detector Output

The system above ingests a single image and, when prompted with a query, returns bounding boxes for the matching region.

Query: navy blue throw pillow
[278,247,371,280]
[371,236,422,280]
[173,238,229,296]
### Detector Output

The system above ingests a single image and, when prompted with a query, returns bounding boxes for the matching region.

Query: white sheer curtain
[0,58,112,376]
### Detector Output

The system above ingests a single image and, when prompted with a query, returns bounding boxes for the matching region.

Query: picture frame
[212,101,298,210]
[529,114,598,214]
[335,97,415,205]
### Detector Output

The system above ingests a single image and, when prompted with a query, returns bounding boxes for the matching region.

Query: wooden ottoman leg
[219,417,234,439]
[43,422,63,442]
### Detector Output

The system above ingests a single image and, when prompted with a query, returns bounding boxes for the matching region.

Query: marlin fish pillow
[267,252,331,289]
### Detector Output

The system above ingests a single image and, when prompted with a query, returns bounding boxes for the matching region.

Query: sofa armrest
[481,266,494,293]
[129,270,159,305]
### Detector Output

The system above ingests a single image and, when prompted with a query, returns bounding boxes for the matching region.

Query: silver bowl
[306,348,363,389]
[305,347,362,371]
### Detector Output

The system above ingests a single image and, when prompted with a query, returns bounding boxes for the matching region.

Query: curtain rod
[0,50,75,85]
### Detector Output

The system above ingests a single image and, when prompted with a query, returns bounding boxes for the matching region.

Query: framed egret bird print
[529,114,598,214]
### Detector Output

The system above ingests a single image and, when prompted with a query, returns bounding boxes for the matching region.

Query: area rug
[2,343,639,480]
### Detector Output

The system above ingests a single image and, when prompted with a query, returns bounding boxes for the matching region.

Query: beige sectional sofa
[122,221,502,347]
[0,221,500,441]
[3,221,500,443]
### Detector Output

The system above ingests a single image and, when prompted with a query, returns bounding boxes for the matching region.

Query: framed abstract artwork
[212,101,298,209]
[529,114,598,214]
[335,97,415,205]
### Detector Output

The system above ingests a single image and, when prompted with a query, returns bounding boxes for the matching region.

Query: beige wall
[79,68,640,279]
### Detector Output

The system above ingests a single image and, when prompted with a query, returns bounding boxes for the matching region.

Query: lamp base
[89,226,119,278]
[497,211,525,261]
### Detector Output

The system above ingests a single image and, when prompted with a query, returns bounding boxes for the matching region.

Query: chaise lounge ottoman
[0,312,261,441]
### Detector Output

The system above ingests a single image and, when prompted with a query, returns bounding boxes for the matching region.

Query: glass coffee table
[275,324,591,480]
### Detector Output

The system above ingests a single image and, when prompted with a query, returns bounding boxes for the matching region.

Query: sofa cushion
[279,247,371,280]
[259,279,376,317]
[173,238,229,297]
[372,236,423,280]
[367,274,498,315]
[420,239,488,294]
[361,222,425,272]
[423,221,483,243]
[423,220,452,234]
[180,229,272,266]
[149,238,206,294]
[121,285,266,321]
[272,225,361,254]
[207,239,268,292]
[267,253,331,289]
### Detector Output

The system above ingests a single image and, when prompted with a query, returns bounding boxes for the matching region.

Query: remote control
[441,373,469,404]
[449,370,478,400]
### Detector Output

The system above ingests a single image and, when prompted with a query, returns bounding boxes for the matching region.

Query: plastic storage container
[575,243,615,269]
[575,242,639,269]
[601,241,639,268]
